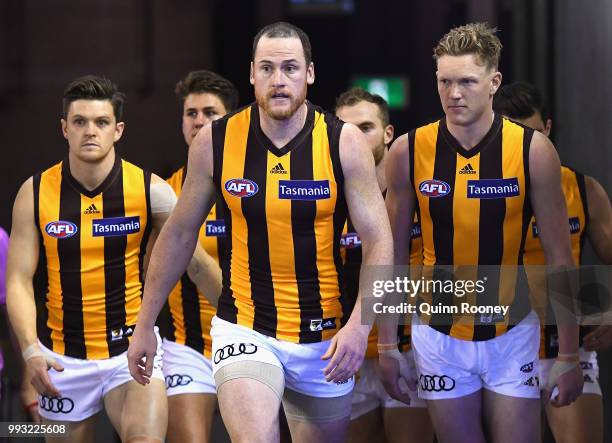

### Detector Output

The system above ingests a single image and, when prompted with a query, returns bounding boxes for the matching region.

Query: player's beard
[257,84,307,121]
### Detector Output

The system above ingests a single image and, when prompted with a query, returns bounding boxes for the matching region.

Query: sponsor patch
[205,220,226,237]
[225,178,259,198]
[418,180,451,198]
[309,317,336,331]
[45,220,78,239]
[467,178,520,199]
[532,217,581,238]
[92,216,140,237]
[340,232,361,249]
[109,325,134,342]
[278,180,331,201]
[520,362,534,373]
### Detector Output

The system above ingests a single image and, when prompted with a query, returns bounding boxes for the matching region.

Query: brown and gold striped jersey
[341,213,423,358]
[212,102,347,343]
[522,165,588,358]
[164,166,225,358]
[35,156,152,359]
[411,114,533,341]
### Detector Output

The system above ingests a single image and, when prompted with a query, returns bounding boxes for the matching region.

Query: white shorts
[162,339,216,396]
[411,311,540,400]
[210,316,354,398]
[540,348,601,397]
[38,330,164,422]
[351,351,425,420]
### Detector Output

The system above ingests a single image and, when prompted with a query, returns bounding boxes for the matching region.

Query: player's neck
[259,102,308,149]
[68,149,116,191]
[446,109,495,151]
[376,149,387,193]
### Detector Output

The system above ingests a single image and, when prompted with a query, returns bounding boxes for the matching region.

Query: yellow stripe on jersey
[265,152,300,341]
[165,166,221,358]
[214,102,347,343]
[522,166,588,358]
[38,165,64,355]
[34,157,151,359]
[412,115,532,341]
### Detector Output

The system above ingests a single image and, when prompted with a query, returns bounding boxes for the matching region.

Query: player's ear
[250,62,255,85]
[307,62,315,85]
[544,119,552,137]
[383,124,394,145]
[114,122,125,142]
[490,71,502,96]
[61,119,68,139]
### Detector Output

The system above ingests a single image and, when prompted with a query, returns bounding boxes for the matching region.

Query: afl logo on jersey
[225,178,259,198]
[419,180,451,198]
[45,221,78,238]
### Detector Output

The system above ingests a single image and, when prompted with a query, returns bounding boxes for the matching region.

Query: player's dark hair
[335,87,390,126]
[62,75,125,120]
[493,81,550,122]
[252,21,312,65]
[175,70,239,112]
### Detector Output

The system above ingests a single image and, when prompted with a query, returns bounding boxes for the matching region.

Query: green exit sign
[352,76,409,110]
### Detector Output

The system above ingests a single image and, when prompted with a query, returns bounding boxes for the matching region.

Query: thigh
[350,359,381,421]
[43,415,98,443]
[545,394,603,443]
[426,390,485,443]
[482,389,540,443]
[167,393,217,443]
[383,407,433,443]
[104,378,168,443]
[283,388,352,443]
[218,377,283,443]
[348,409,384,443]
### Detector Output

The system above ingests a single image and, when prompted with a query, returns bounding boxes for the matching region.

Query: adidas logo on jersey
[459,163,477,174]
[84,204,100,214]
[270,163,287,174]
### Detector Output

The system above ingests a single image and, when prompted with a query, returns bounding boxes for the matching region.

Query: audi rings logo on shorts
[580,361,593,370]
[520,361,534,373]
[419,374,456,392]
[39,395,75,414]
[214,343,258,364]
[165,374,194,388]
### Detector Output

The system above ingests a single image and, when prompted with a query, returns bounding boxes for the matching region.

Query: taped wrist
[546,359,579,389]
[22,344,44,361]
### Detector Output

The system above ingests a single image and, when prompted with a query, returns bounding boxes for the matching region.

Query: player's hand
[321,322,369,384]
[377,348,414,405]
[543,359,583,407]
[583,325,612,351]
[127,326,158,385]
[25,354,63,397]
[21,366,42,422]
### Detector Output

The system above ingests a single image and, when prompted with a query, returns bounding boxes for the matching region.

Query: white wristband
[22,343,44,361]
